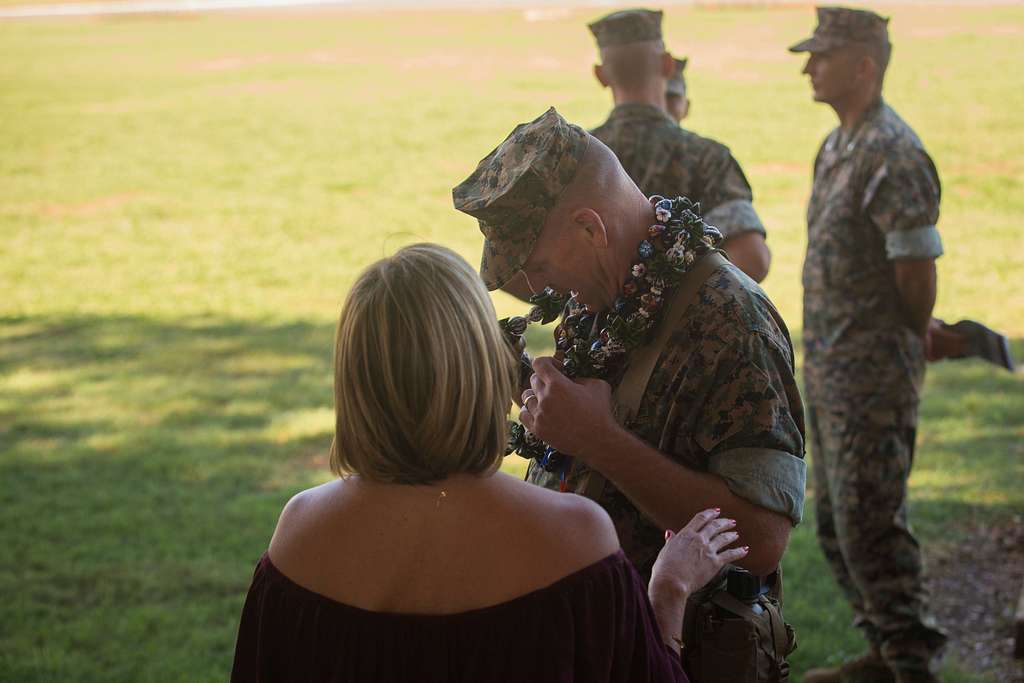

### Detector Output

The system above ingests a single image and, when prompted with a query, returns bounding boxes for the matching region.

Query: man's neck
[832,89,882,132]
[618,199,657,279]
[594,197,656,314]
[611,85,666,111]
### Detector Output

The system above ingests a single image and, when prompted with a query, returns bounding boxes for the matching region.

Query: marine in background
[665,56,689,123]
[590,9,771,282]
[500,9,771,301]
[791,7,948,682]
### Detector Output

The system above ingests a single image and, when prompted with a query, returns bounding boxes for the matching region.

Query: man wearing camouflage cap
[791,7,948,682]
[589,8,771,282]
[454,106,804,680]
[665,56,689,123]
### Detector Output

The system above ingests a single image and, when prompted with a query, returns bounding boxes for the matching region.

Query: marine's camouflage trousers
[806,395,947,674]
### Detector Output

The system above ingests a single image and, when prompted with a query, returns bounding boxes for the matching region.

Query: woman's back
[265,472,618,615]
[231,473,687,682]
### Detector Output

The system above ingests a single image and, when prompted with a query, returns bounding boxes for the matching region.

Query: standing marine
[590,8,771,282]
[791,7,948,682]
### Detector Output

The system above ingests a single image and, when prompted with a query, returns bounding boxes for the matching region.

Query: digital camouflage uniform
[791,7,948,676]
[527,263,806,579]
[452,106,806,580]
[589,10,766,242]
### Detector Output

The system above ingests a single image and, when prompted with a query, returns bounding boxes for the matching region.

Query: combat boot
[803,649,895,683]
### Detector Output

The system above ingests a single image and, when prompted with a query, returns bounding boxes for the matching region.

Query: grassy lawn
[1,4,1022,681]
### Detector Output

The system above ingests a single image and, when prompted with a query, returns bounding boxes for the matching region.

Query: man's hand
[517,356,618,460]
[519,357,791,575]
[925,317,969,362]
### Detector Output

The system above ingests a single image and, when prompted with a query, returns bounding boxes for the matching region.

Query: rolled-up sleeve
[704,198,766,239]
[863,148,943,260]
[708,448,806,525]
[699,146,767,239]
[687,332,807,524]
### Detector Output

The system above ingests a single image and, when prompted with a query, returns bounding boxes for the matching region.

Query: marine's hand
[517,356,618,461]
[649,508,749,601]
[925,317,969,362]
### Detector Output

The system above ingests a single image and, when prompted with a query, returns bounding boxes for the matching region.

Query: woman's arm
[647,509,751,653]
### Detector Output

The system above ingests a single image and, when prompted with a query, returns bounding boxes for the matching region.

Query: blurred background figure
[231,243,747,683]
[589,8,772,282]
[665,56,689,123]
[500,8,768,299]
[791,7,948,683]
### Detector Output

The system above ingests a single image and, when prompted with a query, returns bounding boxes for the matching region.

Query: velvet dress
[231,549,689,682]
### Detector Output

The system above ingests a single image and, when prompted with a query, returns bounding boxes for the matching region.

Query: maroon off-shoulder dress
[231,549,689,682]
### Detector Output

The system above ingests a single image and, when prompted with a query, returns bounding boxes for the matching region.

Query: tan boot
[803,649,895,683]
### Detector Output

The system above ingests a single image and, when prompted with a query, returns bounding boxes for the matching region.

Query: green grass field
[1,4,1022,681]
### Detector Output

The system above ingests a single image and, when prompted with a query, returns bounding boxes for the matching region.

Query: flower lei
[498,195,722,490]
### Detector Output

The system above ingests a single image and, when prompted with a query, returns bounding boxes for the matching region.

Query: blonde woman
[231,244,746,682]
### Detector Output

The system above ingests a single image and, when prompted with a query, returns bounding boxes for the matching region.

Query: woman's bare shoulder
[267,480,348,565]
[496,473,621,569]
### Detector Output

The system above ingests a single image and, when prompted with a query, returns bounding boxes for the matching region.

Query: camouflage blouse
[591,103,766,240]
[802,99,943,412]
[527,262,806,577]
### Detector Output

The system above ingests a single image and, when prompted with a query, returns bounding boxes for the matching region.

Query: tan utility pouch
[682,586,796,683]
[574,251,729,501]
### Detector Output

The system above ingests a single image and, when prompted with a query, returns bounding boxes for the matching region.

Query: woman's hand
[647,508,749,652]
[652,508,749,598]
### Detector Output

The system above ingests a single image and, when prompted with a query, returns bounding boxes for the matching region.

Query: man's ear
[594,63,610,88]
[855,52,878,86]
[660,51,674,78]
[570,208,609,248]
[681,97,690,120]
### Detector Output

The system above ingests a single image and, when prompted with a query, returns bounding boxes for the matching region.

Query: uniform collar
[826,97,886,156]
[605,102,675,125]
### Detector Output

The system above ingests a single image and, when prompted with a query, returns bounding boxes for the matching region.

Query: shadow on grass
[0,319,1019,682]
[0,314,338,683]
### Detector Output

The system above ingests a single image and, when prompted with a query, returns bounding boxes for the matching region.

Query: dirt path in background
[927,518,1024,682]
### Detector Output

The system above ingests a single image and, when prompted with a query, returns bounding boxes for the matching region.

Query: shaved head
[597,40,667,90]
[549,136,637,230]
[520,134,652,312]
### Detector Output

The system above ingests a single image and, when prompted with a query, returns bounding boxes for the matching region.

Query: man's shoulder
[689,262,787,339]
[860,101,928,156]
[593,111,731,156]
[675,125,732,158]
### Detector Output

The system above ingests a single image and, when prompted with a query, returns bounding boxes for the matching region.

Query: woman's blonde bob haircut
[329,243,517,484]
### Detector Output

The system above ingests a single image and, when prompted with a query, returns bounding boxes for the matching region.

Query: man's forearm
[722,232,771,283]
[581,425,790,576]
[893,258,937,336]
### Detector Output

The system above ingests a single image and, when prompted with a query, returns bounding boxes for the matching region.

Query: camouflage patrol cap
[588,8,663,48]
[666,56,687,96]
[789,6,889,53]
[452,107,590,291]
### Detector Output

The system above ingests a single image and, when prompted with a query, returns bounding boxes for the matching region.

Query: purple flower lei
[498,195,722,483]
